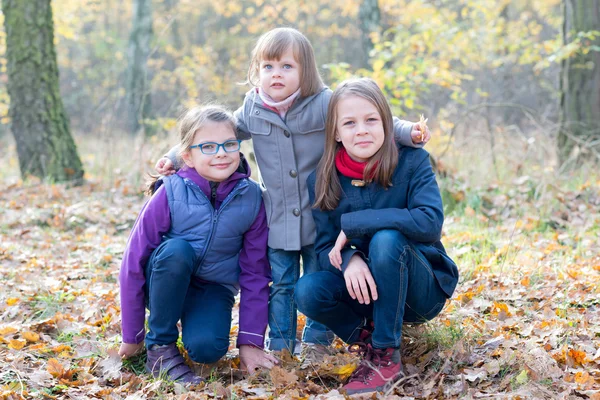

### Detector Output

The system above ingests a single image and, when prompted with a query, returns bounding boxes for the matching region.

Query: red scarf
[335,147,369,179]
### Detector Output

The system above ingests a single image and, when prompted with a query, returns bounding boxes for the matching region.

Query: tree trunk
[559,0,600,164]
[2,0,84,182]
[164,0,183,50]
[359,0,381,68]
[126,0,153,134]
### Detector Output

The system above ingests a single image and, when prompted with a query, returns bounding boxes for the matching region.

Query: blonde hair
[313,78,398,211]
[146,105,237,195]
[247,27,324,97]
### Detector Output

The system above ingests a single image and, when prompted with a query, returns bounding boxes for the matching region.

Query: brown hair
[313,78,399,211]
[247,27,324,97]
[146,105,237,195]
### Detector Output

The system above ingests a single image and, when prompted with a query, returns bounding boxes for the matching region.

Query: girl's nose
[356,124,368,135]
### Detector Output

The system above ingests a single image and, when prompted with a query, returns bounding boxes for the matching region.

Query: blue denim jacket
[307,146,459,298]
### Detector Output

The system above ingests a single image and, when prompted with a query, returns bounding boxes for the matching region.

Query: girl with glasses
[118,105,277,384]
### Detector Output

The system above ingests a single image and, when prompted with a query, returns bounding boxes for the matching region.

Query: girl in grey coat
[156,28,430,359]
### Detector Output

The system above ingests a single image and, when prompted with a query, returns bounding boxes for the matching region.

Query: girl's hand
[155,157,175,175]
[118,342,144,359]
[343,255,378,305]
[239,345,279,373]
[328,230,348,270]
[411,124,431,144]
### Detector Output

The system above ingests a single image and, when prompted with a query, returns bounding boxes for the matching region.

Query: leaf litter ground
[0,175,599,399]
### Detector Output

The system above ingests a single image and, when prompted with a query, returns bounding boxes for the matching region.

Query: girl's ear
[181,150,195,168]
[335,132,341,142]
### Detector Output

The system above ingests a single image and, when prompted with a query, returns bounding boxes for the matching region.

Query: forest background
[0,0,599,399]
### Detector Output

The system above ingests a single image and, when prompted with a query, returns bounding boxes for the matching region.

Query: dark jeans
[295,230,447,349]
[267,246,335,352]
[144,239,234,363]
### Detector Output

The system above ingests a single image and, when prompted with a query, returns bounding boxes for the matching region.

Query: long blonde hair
[313,78,399,211]
[146,105,237,195]
[247,27,324,97]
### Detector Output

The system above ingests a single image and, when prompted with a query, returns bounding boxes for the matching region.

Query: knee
[369,230,409,263]
[153,239,195,274]
[185,332,229,364]
[294,273,331,318]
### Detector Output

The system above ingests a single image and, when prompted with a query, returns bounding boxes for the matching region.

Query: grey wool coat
[234,87,416,251]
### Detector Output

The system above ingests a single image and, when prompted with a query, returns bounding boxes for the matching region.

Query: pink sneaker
[342,345,403,395]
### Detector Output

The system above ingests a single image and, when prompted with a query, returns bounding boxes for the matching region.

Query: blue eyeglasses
[189,139,242,155]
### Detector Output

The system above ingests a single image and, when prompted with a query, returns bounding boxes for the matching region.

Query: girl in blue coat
[295,78,458,395]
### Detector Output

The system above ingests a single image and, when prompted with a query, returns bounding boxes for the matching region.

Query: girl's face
[182,121,240,182]
[335,95,385,163]
[259,46,301,102]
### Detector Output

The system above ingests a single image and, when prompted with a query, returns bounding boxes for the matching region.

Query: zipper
[195,180,248,268]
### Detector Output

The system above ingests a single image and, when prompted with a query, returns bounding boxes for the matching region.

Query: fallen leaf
[47,358,66,378]
[22,331,40,342]
[97,348,122,380]
[8,339,26,350]
[270,366,298,388]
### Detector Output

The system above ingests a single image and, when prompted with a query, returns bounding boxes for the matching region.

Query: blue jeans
[295,230,447,349]
[267,245,335,351]
[144,239,235,363]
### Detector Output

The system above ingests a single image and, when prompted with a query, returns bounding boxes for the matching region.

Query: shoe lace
[347,346,392,384]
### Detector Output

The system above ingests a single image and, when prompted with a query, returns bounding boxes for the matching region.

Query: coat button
[284,130,290,137]
[289,170,297,178]
[255,110,260,115]
[292,208,300,217]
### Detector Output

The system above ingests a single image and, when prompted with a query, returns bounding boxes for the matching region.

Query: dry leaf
[418,114,428,141]
[8,339,26,350]
[22,331,40,342]
[47,358,66,378]
[269,366,298,388]
[97,348,122,380]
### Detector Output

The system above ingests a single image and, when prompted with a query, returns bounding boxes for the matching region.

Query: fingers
[155,158,174,174]
[352,277,366,304]
[358,276,371,304]
[365,270,378,302]
[423,127,431,143]
[344,264,378,305]
[345,274,356,300]
[329,248,342,270]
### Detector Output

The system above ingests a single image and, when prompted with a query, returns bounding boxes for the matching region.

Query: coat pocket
[248,115,272,135]
[294,108,325,134]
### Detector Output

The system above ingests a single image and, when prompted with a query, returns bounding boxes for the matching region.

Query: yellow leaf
[53,344,73,354]
[47,358,65,378]
[6,298,19,306]
[574,371,592,384]
[22,331,40,343]
[8,339,26,350]
[0,327,17,335]
[332,363,357,380]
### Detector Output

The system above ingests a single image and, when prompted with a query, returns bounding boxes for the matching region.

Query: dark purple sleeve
[236,202,271,348]
[119,186,171,344]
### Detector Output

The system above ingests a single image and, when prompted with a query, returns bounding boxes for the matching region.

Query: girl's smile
[335,95,385,163]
